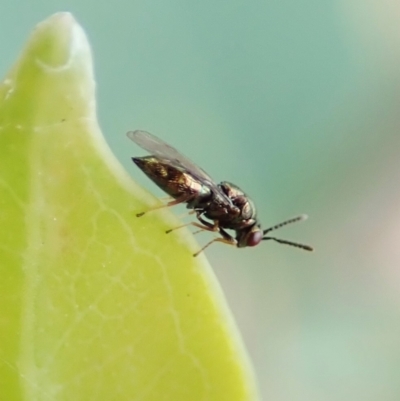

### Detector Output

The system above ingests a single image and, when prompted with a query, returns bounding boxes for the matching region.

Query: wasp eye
[247,230,263,247]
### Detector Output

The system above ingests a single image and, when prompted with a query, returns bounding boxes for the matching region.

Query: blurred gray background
[2,1,400,400]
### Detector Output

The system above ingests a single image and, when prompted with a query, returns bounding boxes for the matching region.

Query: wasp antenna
[263,214,308,235]
[263,236,313,251]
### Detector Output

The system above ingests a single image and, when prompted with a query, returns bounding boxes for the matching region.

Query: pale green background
[2,1,400,400]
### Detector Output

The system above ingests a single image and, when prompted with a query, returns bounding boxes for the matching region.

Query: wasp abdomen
[132,156,211,202]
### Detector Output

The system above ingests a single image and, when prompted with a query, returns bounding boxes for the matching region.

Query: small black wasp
[128,130,313,256]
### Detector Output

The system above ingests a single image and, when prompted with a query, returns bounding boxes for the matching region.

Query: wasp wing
[127,130,231,204]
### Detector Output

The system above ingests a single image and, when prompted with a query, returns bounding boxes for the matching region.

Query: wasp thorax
[219,181,257,221]
[219,181,245,199]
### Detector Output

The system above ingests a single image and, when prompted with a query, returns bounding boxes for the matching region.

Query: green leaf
[0,13,259,401]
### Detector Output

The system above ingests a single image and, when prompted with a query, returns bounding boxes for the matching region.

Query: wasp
[127,130,313,256]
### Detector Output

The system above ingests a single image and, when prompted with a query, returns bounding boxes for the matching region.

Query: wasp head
[236,224,263,248]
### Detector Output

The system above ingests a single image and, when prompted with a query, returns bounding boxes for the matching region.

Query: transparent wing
[127,130,231,203]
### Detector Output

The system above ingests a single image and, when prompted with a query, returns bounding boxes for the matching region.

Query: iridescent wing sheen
[127,130,231,204]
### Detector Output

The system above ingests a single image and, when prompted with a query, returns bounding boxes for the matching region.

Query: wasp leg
[195,214,218,230]
[192,212,223,235]
[166,221,215,234]
[176,209,197,219]
[192,228,207,235]
[191,213,220,234]
[159,195,174,202]
[193,233,237,257]
[167,212,220,235]
[136,194,193,217]
[193,227,237,256]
